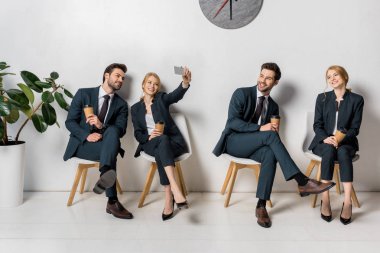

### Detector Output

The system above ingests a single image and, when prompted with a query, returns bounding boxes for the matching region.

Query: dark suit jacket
[131,83,189,157]
[63,86,129,161]
[213,85,279,156]
[308,90,364,151]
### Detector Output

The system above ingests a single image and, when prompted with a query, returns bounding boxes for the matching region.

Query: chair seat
[304,150,360,163]
[140,151,191,163]
[221,153,260,165]
[71,157,99,163]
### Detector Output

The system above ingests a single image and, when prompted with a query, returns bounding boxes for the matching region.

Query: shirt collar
[256,87,270,100]
[99,86,114,100]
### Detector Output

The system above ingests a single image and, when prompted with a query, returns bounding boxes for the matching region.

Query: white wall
[1,0,379,192]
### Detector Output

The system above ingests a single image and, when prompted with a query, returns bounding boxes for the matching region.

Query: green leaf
[41,103,56,125]
[5,107,20,123]
[21,71,42,93]
[6,97,30,111]
[0,99,11,116]
[50,72,59,80]
[35,81,52,88]
[54,92,69,111]
[44,77,54,83]
[63,88,73,98]
[31,114,47,133]
[5,89,29,105]
[41,91,54,103]
[21,106,33,118]
[0,72,15,76]
[17,83,34,104]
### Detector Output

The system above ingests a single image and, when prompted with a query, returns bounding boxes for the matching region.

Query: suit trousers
[312,143,356,182]
[142,135,186,186]
[226,131,300,200]
[74,126,121,198]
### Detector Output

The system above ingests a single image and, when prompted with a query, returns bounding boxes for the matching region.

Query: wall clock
[199,0,263,29]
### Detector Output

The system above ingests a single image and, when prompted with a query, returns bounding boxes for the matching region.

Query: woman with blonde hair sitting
[131,68,192,221]
[309,65,364,225]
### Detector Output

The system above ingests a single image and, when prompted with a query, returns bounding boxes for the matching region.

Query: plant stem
[15,86,59,142]
[1,117,7,145]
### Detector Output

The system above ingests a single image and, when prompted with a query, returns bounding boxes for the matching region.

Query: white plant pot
[0,141,25,208]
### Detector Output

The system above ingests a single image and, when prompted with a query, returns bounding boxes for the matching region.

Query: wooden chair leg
[174,165,183,196]
[224,163,238,208]
[351,185,360,208]
[253,165,260,179]
[67,165,84,206]
[176,163,188,196]
[334,164,341,194]
[311,163,322,208]
[221,162,233,195]
[116,179,123,194]
[79,167,88,194]
[138,163,157,208]
[305,160,316,177]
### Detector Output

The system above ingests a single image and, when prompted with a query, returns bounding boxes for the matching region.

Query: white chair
[67,158,122,206]
[138,113,191,208]
[220,153,273,208]
[302,112,360,208]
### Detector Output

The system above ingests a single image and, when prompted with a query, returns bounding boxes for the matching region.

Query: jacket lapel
[91,87,100,115]
[265,97,274,123]
[248,86,258,121]
[105,94,118,124]
[138,101,148,129]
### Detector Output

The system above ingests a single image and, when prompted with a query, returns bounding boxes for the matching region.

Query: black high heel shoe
[162,195,175,221]
[340,202,352,225]
[174,194,189,210]
[320,200,332,222]
[176,200,189,210]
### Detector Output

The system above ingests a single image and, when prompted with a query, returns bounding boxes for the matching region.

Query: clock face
[199,0,263,29]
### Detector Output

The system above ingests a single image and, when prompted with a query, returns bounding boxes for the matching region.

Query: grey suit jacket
[213,85,279,156]
[63,86,128,161]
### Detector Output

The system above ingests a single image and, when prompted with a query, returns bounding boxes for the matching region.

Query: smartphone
[174,66,184,75]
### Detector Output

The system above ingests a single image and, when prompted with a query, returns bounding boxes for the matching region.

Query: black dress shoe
[93,170,116,194]
[106,201,133,219]
[340,202,352,225]
[298,179,336,197]
[255,206,271,228]
[162,196,175,221]
[320,200,332,222]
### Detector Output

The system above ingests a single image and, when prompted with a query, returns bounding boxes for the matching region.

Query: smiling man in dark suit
[213,62,335,228]
[64,63,132,219]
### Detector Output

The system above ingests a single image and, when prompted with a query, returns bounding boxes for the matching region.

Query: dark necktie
[251,96,265,124]
[98,95,110,123]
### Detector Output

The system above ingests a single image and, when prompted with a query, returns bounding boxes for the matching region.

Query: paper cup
[335,130,346,144]
[155,121,165,133]
[83,105,94,119]
[270,115,281,125]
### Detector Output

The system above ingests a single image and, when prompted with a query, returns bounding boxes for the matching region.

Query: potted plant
[0,61,73,207]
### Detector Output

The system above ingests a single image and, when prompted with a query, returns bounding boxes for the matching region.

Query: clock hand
[230,0,232,20]
[230,0,238,20]
[213,0,230,19]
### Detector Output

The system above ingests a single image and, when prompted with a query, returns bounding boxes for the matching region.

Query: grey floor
[0,192,379,253]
